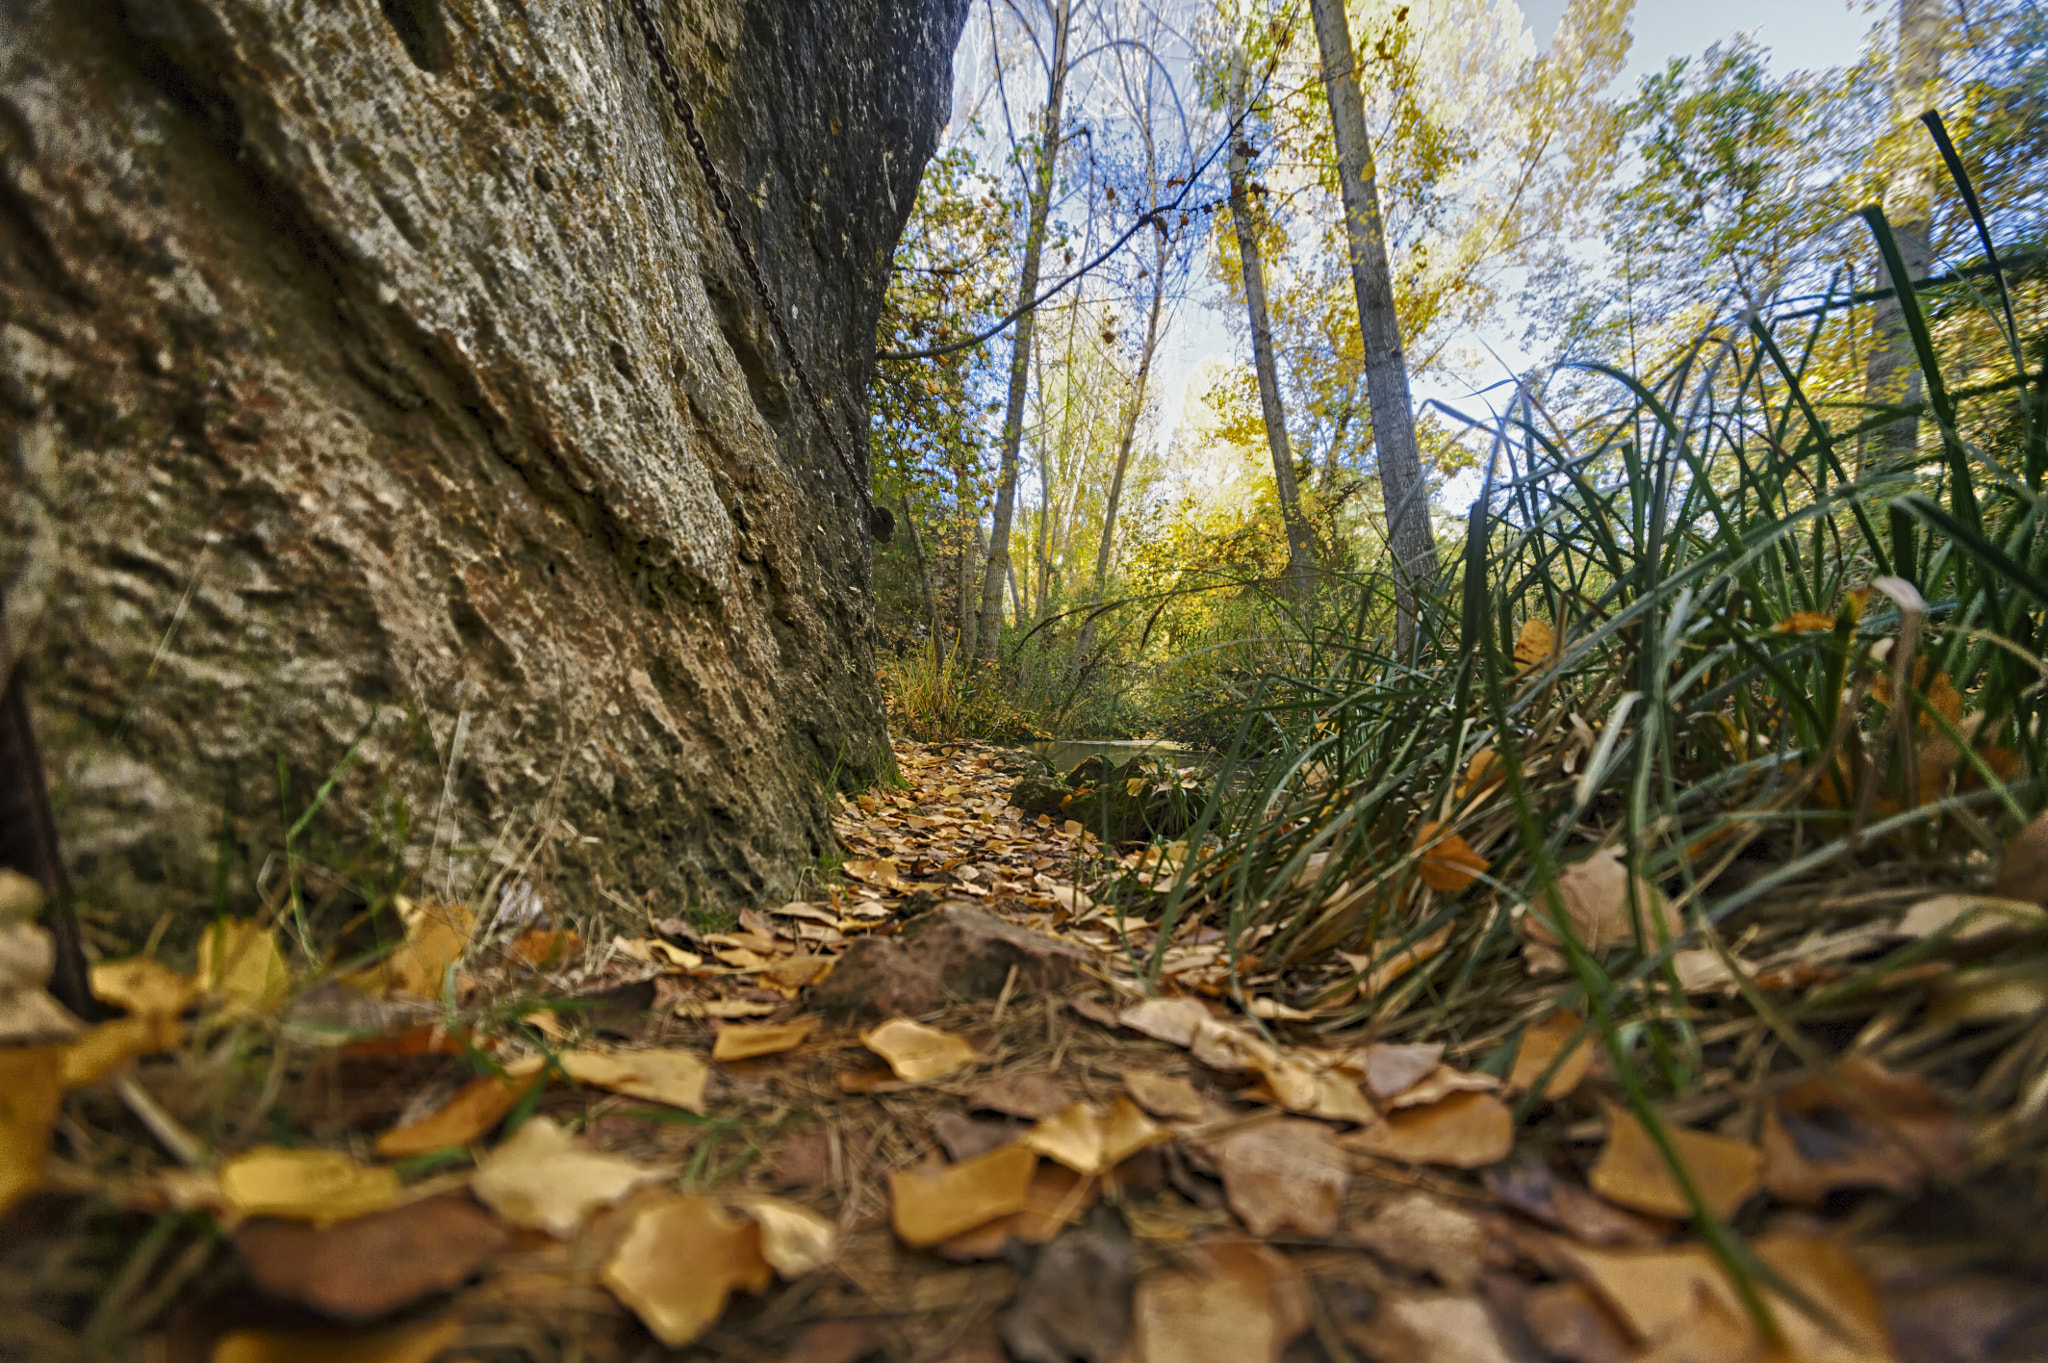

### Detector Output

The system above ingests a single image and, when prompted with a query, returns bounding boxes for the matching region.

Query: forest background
[868,0,2047,748]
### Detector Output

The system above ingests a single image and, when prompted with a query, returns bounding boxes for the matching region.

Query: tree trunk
[1308,0,1438,647]
[901,494,940,650]
[971,0,1072,667]
[956,487,981,660]
[1229,54,1316,593]
[1861,0,1943,472]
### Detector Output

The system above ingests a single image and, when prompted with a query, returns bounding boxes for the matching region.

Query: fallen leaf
[1588,1103,1760,1220]
[1416,821,1489,893]
[1123,1071,1207,1123]
[1118,996,1212,1047]
[209,1317,462,1363]
[0,1047,62,1216]
[380,898,474,998]
[1992,812,2048,905]
[1205,1118,1350,1238]
[862,1017,979,1083]
[1520,1281,1636,1363]
[1371,1293,1517,1363]
[234,1192,508,1321]
[889,1144,1037,1247]
[1872,659,1964,729]
[559,1047,709,1113]
[59,1014,183,1088]
[733,1194,837,1277]
[602,1194,772,1347]
[1389,1064,1500,1109]
[1761,1055,1968,1205]
[197,918,292,1019]
[712,1019,817,1062]
[1131,1239,1308,1363]
[969,1071,1076,1121]
[1351,1192,1489,1291]
[374,1066,541,1158]
[509,928,581,967]
[1023,1098,1169,1177]
[1484,1152,1670,1248]
[1507,1010,1594,1099]
[219,1147,403,1225]
[1773,610,1838,633]
[1001,1215,1135,1363]
[1461,748,1504,798]
[1515,618,1557,670]
[1346,1092,1515,1168]
[90,957,198,1017]
[1524,850,1681,958]
[1567,1234,1896,1363]
[1356,1041,1445,1101]
[470,1116,669,1237]
[1894,894,2048,942]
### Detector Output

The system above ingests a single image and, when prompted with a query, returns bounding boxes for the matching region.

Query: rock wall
[0,0,966,930]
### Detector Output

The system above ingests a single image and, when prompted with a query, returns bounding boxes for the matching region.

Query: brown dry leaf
[380,898,474,999]
[1761,1055,1969,1205]
[1118,995,1212,1047]
[1123,1071,1207,1123]
[1356,1041,1445,1101]
[1525,850,1681,959]
[842,858,918,892]
[210,1317,462,1363]
[1895,893,2048,942]
[1371,1293,1517,1363]
[1872,659,1964,729]
[233,1192,508,1322]
[890,1144,1037,1247]
[90,957,197,1017]
[0,1046,62,1217]
[197,918,292,1019]
[969,1071,1075,1121]
[1485,1153,1671,1248]
[862,1017,979,1083]
[59,1014,183,1088]
[1568,1234,1896,1363]
[1588,1102,1760,1220]
[602,1194,773,1347]
[558,1047,710,1113]
[374,1067,540,1158]
[1415,821,1489,893]
[509,927,581,967]
[1205,1117,1350,1237]
[1992,811,2048,905]
[713,1019,818,1063]
[1131,1239,1308,1363]
[1773,610,1839,633]
[1461,748,1504,798]
[1300,1069,1381,1126]
[470,1115,669,1237]
[1508,1010,1594,1099]
[1000,1212,1136,1363]
[1388,1064,1499,1110]
[1521,1281,1636,1363]
[219,1147,403,1225]
[1346,1091,1514,1169]
[1515,618,1557,671]
[1351,1192,1489,1292]
[733,1194,837,1277]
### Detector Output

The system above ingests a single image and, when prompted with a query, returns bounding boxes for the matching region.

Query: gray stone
[0,0,969,931]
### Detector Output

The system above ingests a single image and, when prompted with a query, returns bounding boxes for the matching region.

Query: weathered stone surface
[0,0,968,928]
[809,901,1088,1020]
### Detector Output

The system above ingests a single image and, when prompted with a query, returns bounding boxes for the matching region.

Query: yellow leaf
[559,1048,709,1113]
[210,1317,463,1363]
[373,1066,541,1158]
[1514,619,1556,671]
[197,919,291,1019]
[1123,1071,1207,1123]
[0,1047,63,1217]
[602,1195,772,1348]
[1459,748,1503,798]
[1587,1102,1760,1220]
[471,1116,669,1237]
[862,1017,979,1083]
[1507,1010,1593,1099]
[385,898,474,998]
[889,1144,1037,1247]
[60,1014,183,1089]
[220,1147,402,1225]
[1772,610,1839,633]
[713,1019,818,1062]
[90,957,197,1017]
[733,1194,837,1276]
[1414,821,1488,893]
[841,858,910,890]
[1019,1099,1165,1177]
[1345,1091,1514,1169]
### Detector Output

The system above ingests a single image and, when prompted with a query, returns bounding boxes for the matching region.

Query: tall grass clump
[1139,161,2047,1289]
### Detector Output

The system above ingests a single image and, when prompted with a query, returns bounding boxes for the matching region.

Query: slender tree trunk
[1862,0,1943,472]
[972,0,1072,667]
[955,480,981,659]
[1229,55,1316,592]
[1308,0,1438,647]
[901,494,940,650]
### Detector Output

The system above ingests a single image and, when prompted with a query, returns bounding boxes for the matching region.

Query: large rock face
[0,0,966,929]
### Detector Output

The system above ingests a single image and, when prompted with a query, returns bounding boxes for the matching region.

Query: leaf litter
[1,737,2043,1360]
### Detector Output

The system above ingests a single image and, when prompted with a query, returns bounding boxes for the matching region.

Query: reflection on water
[1024,738,1184,777]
